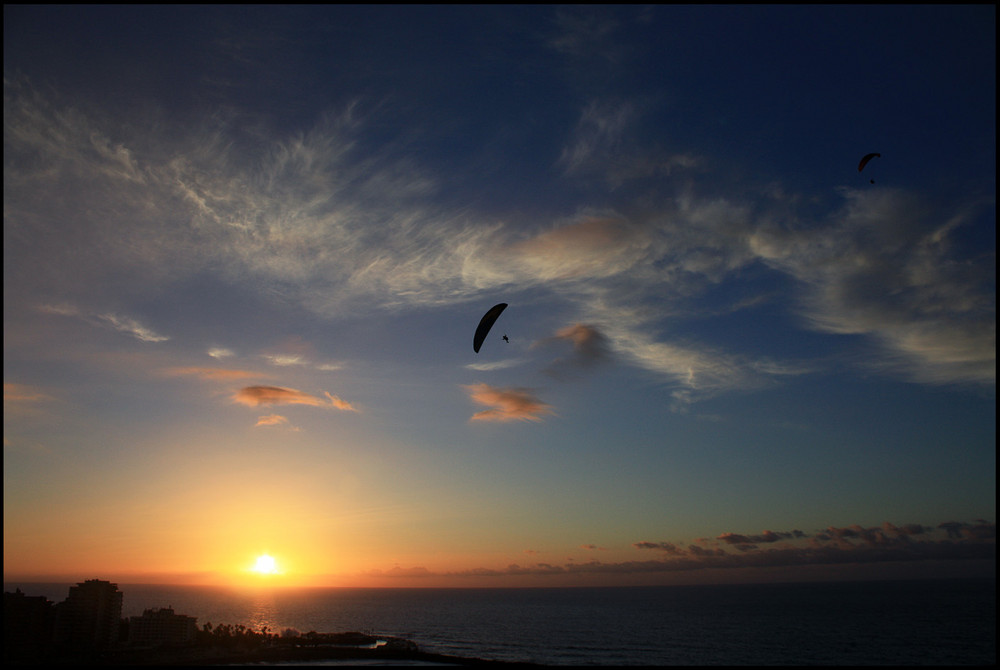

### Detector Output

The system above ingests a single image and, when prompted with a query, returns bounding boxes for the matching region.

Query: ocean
[5,579,994,665]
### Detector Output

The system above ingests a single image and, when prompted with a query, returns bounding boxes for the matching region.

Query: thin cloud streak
[37,304,169,343]
[465,359,524,372]
[255,414,290,427]
[233,385,359,411]
[4,382,54,404]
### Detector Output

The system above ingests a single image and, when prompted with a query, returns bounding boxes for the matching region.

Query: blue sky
[3,5,995,586]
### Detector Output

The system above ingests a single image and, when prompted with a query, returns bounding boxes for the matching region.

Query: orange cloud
[552,324,609,356]
[255,414,289,427]
[538,323,612,378]
[464,383,553,422]
[233,385,358,411]
[325,393,358,411]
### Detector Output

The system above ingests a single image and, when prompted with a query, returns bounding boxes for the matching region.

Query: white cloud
[749,188,995,385]
[262,354,308,367]
[37,304,168,343]
[97,313,169,343]
[465,359,524,372]
[7,79,992,399]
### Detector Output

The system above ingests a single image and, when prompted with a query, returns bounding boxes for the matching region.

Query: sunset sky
[4,5,995,588]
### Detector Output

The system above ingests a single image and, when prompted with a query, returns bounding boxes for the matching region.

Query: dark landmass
[6,583,547,666]
[8,632,548,667]
[107,643,546,667]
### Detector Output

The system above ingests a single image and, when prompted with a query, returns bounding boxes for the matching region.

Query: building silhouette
[52,579,123,650]
[3,588,56,662]
[128,606,198,648]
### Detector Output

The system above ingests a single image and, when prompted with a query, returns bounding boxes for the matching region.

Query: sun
[251,554,280,575]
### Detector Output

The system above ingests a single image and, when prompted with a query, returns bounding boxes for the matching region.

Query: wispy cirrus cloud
[508,214,649,282]
[37,304,169,343]
[8,73,991,402]
[95,312,169,343]
[464,383,554,422]
[233,385,358,411]
[749,189,995,386]
[500,205,811,403]
[6,80,470,313]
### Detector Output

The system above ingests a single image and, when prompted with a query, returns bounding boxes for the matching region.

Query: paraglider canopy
[858,152,880,172]
[858,152,881,184]
[473,303,508,353]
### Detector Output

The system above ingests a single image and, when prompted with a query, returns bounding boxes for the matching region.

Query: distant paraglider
[858,152,881,184]
[473,303,508,353]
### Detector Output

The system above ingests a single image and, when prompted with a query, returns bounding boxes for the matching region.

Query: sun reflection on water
[245,591,281,634]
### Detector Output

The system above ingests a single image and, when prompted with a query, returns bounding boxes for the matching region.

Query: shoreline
[12,641,549,667]
[158,645,546,667]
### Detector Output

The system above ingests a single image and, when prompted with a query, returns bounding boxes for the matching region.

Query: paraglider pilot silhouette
[473,303,508,353]
[858,152,880,184]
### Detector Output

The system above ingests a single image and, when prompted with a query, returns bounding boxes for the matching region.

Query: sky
[3,5,995,589]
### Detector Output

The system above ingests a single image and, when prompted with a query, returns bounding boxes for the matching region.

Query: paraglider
[858,152,880,183]
[473,303,508,353]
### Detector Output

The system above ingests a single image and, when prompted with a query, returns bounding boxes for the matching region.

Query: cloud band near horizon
[362,519,995,581]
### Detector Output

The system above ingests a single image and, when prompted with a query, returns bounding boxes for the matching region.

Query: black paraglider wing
[473,303,508,353]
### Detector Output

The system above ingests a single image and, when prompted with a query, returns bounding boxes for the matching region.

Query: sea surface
[5,578,995,666]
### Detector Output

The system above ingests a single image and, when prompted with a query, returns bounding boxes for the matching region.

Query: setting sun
[251,554,280,575]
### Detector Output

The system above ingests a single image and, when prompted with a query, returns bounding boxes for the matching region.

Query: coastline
[134,645,546,667]
[7,579,993,666]
[13,639,549,668]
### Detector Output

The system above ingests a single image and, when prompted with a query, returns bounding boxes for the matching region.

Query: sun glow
[251,554,281,575]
